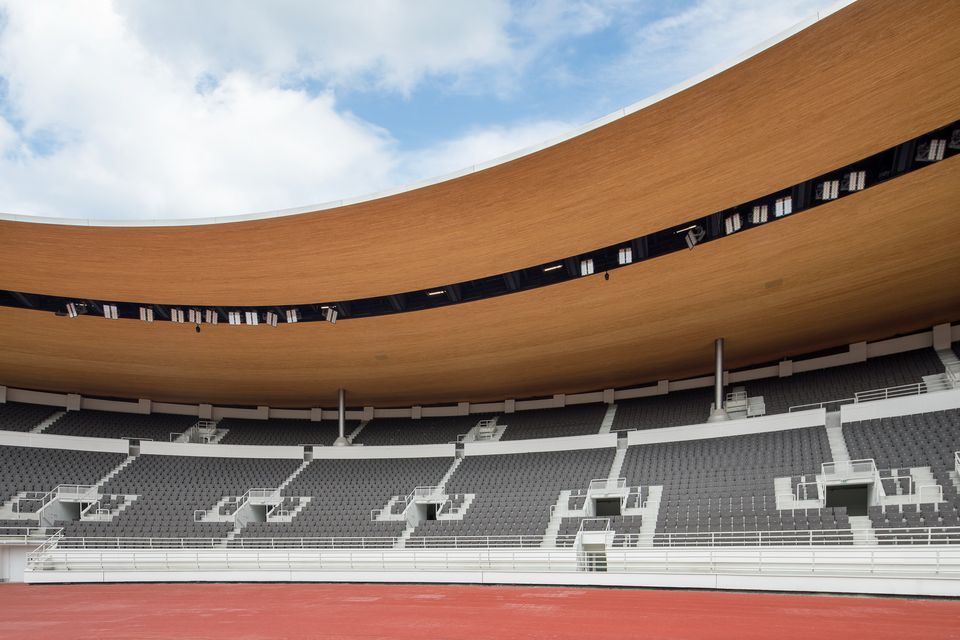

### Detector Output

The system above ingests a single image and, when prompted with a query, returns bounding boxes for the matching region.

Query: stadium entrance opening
[594,497,621,517]
[825,484,869,516]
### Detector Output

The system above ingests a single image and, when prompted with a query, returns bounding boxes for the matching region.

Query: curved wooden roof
[0,0,958,307]
[0,0,958,407]
[1,157,958,406]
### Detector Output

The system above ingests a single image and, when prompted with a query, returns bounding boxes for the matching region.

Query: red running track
[1,583,958,640]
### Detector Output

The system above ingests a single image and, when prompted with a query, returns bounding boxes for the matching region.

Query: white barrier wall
[840,388,960,424]
[464,433,617,456]
[0,430,129,453]
[311,444,455,459]
[139,441,304,459]
[626,409,826,446]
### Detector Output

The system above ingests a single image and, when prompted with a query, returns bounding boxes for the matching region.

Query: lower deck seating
[0,401,57,432]
[0,445,126,506]
[621,427,841,542]
[236,457,453,542]
[61,454,301,539]
[412,449,615,540]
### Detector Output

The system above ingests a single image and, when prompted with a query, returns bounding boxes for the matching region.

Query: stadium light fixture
[204,309,217,325]
[427,290,445,297]
[265,311,279,327]
[103,304,118,320]
[543,264,563,272]
[325,307,338,324]
[139,306,154,322]
[170,308,185,323]
[228,311,242,325]
[245,311,259,325]
[188,309,202,325]
[286,309,299,323]
[66,302,79,318]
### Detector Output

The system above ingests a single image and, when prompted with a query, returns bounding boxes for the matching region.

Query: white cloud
[609,0,840,88]
[403,120,576,183]
[0,0,841,221]
[113,0,514,94]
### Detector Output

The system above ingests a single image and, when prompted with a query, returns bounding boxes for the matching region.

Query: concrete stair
[373,495,408,522]
[80,494,139,521]
[934,348,960,384]
[598,404,618,434]
[0,491,39,520]
[636,485,663,546]
[267,496,312,523]
[436,456,463,493]
[346,420,369,444]
[607,445,627,482]
[437,493,474,520]
[394,522,417,549]
[278,459,312,491]
[95,455,137,489]
[207,429,230,444]
[774,476,822,510]
[825,412,849,463]
[30,410,65,434]
[542,490,574,548]
[849,515,876,545]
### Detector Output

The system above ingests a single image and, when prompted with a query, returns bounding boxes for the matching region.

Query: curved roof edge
[0,0,855,229]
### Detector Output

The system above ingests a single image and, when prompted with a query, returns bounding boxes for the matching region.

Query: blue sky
[0,0,843,220]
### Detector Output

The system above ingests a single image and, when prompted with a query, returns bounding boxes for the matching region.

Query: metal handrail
[955,451,959,478]
[789,377,957,413]
[822,458,876,477]
[917,484,943,504]
[589,478,626,491]
[578,517,611,532]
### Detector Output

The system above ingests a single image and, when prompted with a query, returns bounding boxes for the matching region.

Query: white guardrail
[25,544,960,578]
[27,526,960,554]
[0,527,62,544]
[788,379,957,413]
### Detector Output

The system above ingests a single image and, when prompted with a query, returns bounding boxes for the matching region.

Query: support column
[334,387,349,446]
[708,338,729,422]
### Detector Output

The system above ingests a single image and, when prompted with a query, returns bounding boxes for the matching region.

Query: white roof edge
[0,0,855,229]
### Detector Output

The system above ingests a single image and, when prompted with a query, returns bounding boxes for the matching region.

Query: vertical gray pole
[708,338,729,422]
[334,387,349,446]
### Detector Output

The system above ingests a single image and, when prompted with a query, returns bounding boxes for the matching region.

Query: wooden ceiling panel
[0,0,958,305]
[1,158,957,407]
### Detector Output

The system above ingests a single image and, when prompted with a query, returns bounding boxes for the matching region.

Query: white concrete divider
[626,408,826,446]
[839,388,960,423]
[464,433,617,456]
[0,430,129,454]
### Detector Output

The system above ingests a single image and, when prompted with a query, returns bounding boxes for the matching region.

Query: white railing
[193,509,209,522]
[917,485,944,504]
[822,458,876,477]
[26,525,960,563]
[789,398,856,413]
[879,471,913,500]
[168,432,183,442]
[794,481,820,502]
[0,526,61,544]
[27,543,960,579]
[578,517,611,533]
[588,478,626,492]
[955,451,959,477]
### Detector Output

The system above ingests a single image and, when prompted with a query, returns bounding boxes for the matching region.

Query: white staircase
[347,420,369,444]
[207,429,230,444]
[372,495,407,522]
[825,412,849,463]
[224,522,242,545]
[200,495,240,522]
[849,515,876,545]
[95,455,137,489]
[598,404,618,434]
[542,490,574,547]
[278,459,312,491]
[30,410,65,434]
[607,446,627,482]
[774,476,822,510]
[267,496,312,523]
[436,457,463,493]
[0,491,37,520]
[636,485,663,546]
[439,493,475,519]
[935,349,960,384]
[395,522,417,549]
